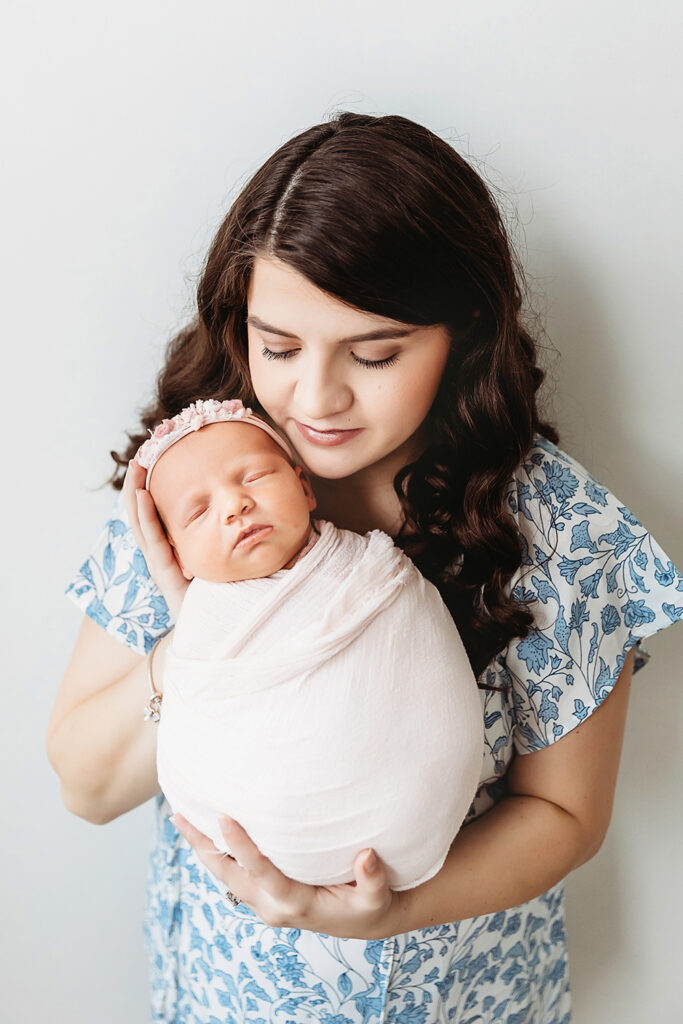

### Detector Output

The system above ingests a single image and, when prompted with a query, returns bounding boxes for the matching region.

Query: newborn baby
[137,399,483,891]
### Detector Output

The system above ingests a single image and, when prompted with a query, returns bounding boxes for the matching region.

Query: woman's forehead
[247,256,409,338]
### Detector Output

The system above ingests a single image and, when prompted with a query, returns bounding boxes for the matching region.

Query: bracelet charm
[143,692,163,722]
[143,641,163,723]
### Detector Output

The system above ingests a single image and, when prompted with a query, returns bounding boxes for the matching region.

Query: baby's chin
[184,548,299,584]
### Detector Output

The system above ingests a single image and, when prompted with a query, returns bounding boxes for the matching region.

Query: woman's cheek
[251,376,285,427]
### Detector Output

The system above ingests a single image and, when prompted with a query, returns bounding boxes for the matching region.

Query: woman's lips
[295,421,363,446]
[233,525,273,551]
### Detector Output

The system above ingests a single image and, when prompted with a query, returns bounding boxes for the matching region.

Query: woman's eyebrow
[246,314,417,344]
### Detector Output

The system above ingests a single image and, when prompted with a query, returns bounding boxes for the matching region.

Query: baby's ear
[170,541,195,581]
[295,465,317,512]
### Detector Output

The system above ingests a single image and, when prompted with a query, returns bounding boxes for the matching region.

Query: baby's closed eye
[185,506,208,524]
[243,471,271,484]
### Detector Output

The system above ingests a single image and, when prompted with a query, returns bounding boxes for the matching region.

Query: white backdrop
[3,1,682,1020]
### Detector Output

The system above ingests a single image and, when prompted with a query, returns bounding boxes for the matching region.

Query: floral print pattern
[66,434,682,1022]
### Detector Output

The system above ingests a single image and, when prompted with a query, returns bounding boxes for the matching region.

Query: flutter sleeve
[503,436,683,754]
[65,492,173,655]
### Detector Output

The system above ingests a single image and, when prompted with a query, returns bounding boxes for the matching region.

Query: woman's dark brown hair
[111,111,559,681]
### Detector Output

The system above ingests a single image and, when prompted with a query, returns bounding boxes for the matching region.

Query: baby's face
[149,421,316,583]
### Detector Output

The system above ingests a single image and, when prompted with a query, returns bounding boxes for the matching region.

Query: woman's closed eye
[260,345,399,369]
[352,352,399,369]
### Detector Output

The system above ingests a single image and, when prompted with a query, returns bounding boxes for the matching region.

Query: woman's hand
[170,813,405,940]
[123,458,189,619]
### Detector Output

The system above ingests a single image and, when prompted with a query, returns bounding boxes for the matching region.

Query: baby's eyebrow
[174,490,208,520]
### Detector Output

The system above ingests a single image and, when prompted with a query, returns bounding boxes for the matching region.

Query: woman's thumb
[355,847,386,890]
[363,849,378,874]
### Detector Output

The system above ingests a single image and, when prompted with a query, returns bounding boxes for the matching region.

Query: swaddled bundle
[158,519,483,891]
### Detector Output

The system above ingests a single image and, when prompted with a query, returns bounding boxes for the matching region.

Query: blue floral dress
[65,435,683,1023]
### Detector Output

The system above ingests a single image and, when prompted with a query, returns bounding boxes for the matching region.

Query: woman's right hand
[123,458,189,620]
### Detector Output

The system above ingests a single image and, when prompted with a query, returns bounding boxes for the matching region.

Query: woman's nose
[294,356,353,421]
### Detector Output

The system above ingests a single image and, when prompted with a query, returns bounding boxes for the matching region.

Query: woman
[48,112,683,1022]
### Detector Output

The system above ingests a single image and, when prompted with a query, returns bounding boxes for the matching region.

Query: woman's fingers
[170,813,397,936]
[136,489,172,557]
[122,459,147,550]
[122,459,189,617]
[171,815,250,887]
[217,817,294,903]
[171,814,302,923]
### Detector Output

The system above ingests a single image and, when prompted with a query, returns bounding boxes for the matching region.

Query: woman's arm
[46,617,172,824]
[47,460,188,824]
[173,648,633,938]
[391,646,634,932]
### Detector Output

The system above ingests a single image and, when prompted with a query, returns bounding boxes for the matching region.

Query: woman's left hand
[170,813,405,940]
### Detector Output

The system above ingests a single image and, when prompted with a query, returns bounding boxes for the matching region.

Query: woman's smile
[295,421,364,446]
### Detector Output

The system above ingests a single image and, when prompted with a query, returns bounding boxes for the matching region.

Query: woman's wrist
[143,642,163,721]
[381,795,584,935]
[143,629,175,721]
[367,888,414,939]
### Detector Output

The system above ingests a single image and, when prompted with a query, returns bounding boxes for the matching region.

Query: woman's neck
[309,425,435,536]
[312,479,401,536]
[310,448,415,538]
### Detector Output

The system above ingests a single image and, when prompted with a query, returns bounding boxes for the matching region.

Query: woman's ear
[295,465,317,512]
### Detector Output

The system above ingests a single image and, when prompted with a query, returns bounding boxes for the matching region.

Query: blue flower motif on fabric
[540,461,579,502]
[65,499,173,654]
[601,605,621,635]
[515,631,554,674]
[503,435,683,754]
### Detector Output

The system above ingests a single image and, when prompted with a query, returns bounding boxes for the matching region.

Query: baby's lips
[233,524,272,549]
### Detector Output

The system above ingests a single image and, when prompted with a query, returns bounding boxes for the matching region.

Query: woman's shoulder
[498,432,683,752]
[504,432,669,577]
[508,432,627,530]
[65,490,173,655]
[505,430,683,633]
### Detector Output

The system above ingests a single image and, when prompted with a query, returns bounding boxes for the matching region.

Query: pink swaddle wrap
[157,521,483,891]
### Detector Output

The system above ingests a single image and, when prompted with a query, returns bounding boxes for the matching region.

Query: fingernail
[364,849,377,873]
[219,815,234,834]
[169,814,179,827]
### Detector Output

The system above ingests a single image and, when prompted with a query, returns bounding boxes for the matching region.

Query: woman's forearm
[387,794,587,936]
[47,636,170,824]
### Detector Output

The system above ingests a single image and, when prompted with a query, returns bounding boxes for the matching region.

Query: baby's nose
[224,494,254,523]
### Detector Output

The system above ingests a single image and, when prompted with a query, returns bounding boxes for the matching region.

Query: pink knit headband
[135,398,295,488]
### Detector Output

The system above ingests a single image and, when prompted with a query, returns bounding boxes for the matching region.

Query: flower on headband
[222,399,245,415]
[135,397,261,472]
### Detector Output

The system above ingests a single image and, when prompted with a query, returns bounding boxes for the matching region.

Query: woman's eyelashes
[260,345,399,369]
[260,346,294,362]
[352,353,399,369]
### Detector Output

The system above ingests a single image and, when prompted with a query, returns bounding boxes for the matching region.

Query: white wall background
[3,1,681,1020]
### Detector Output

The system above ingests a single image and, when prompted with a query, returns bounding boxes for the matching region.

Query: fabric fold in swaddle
[157,521,483,890]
